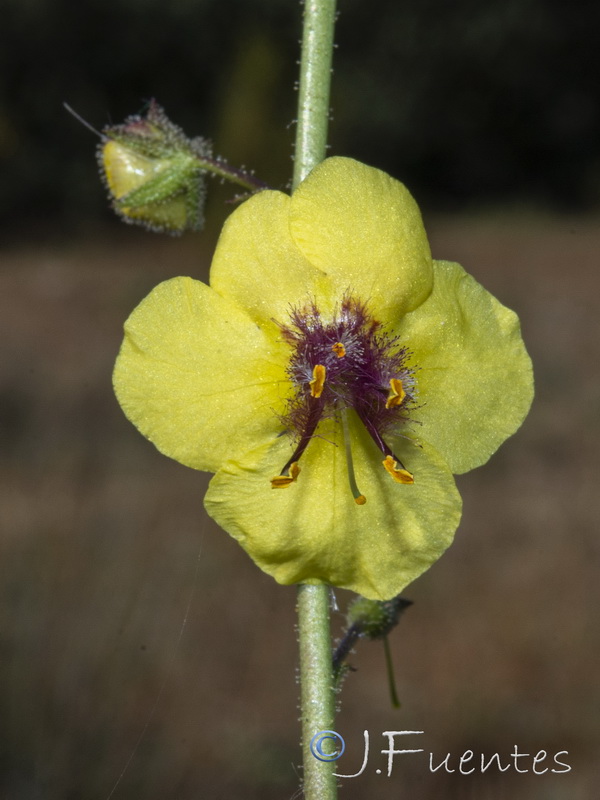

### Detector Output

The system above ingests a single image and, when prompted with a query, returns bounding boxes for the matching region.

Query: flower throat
[271,295,417,503]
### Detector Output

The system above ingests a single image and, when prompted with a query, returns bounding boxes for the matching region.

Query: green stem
[297,585,338,799]
[293,0,337,188]
[195,155,270,192]
[294,2,338,799]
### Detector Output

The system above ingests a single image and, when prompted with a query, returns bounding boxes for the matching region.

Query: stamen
[277,295,419,494]
[271,395,326,488]
[355,408,415,485]
[341,408,367,505]
[271,461,300,489]
[386,378,406,409]
[382,455,414,485]
[309,364,326,398]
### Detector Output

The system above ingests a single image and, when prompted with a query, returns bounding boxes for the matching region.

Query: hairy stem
[293,0,337,189]
[297,584,338,799]
[293,1,338,797]
[195,155,270,191]
[294,2,338,796]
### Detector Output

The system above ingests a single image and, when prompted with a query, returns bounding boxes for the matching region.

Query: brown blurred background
[1,1,599,798]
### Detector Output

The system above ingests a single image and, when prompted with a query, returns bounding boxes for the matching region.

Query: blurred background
[1,0,599,798]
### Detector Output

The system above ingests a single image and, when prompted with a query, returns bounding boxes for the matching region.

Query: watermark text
[309,730,571,778]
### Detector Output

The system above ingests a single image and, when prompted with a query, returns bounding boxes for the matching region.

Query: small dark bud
[347,595,413,640]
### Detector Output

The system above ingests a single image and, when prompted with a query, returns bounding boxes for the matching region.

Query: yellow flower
[113,157,533,600]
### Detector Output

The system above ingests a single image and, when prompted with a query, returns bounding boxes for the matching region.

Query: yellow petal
[400,260,534,474]
[102,140,157,199]
[113,276,289,471]
[210,189,328,328]
[289,157,433,321]
[204,414,461,600]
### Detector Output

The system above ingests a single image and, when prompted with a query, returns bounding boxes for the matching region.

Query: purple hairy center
[275,295,417,476]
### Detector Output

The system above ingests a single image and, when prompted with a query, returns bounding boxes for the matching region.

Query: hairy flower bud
[98,100,212,234]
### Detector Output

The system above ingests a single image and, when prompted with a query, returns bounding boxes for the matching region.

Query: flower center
[271,295,417,502]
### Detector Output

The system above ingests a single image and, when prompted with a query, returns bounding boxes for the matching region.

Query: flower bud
[347,595,413,640]
[98,100,212,234]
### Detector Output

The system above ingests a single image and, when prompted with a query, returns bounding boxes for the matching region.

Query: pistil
[341,408,367,505]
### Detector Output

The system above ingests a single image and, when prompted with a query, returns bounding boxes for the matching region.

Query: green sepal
[98,100,212,234]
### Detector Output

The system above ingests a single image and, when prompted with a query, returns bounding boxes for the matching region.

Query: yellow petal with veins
[289,157,433,322]
[205,413,461,601]
[113,276,288,472]
[210,190,327,330]
[400,260,534,474]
